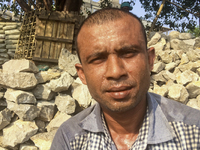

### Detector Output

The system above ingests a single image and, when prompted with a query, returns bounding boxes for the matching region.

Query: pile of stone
[0,22,21,65]
[149,31,200,109]
[0,48,95,150]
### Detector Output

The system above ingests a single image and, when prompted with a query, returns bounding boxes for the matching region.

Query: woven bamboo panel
[14,11,36,59]
[33,10,85,63]
[14,10,85,63]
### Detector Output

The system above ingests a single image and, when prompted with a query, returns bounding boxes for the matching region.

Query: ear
[75,63,87,85]
[147,47,155,71]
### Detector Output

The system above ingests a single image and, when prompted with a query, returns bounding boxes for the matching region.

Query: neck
[102,98,147,135]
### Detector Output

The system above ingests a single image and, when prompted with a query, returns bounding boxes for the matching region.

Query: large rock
[47,72,74,92]
[30,130,57,150]
[152,62,165,73]
[35,119,46,133]
[58,48,80,76]
[193,61,200,72]
[153,84,168,97]
[159,51,173,64]
[168,84,189,103]
[186,81,200,98]
[151,71,167,83]
[37,101,55,122]
[187,99,200,110]
[148,32,161,47]
[178,62,195,72]
[55,94,76,114]
[170,39,189,51]
[7,101,40,121]
[72,78,92,108]
[194,38,200,49]
[32,84,56,101]
[0,72,38,90]
[179,33,195,40]
[19,144,38,150]
[169,31,180,40]
[46,112,71,132]
[35,69,61,84]
[4,88,36,104]
[165,62,178,71]
[180,53,189,65]
[183,39,195,50]
[176,70,198,85]
[2,59,39,73]
[3,120,38,147]
[162,70,176,81]
[150,42,164,53]
[0,109,11,130]
[186,50,200,62]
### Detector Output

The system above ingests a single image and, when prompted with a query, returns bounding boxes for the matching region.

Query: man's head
[76,8,147,62]
[75,8,155,113]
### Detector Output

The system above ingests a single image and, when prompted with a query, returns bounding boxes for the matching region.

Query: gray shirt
[50,92,200,149]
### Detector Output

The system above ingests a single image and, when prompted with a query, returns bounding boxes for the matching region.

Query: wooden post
[148,0,166,37]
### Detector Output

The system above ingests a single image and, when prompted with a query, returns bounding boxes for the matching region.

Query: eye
[89,56,107,64]
[120,50,138,58]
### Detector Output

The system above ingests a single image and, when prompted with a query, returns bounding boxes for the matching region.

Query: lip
[106,86,132,100]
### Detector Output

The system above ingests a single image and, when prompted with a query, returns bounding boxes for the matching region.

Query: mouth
[106,85,132,100]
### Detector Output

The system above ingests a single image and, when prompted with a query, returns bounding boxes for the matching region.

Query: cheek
[84,67,105,87]
[126,57,150,79]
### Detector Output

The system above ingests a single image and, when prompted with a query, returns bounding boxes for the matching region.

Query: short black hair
[76,8,147,62]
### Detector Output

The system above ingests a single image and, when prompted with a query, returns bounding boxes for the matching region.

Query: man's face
[76,16,155,113]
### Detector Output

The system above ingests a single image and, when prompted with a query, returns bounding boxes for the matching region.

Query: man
[51,8,200,150]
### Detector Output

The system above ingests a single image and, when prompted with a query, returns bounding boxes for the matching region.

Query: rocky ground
[0,31,199,150]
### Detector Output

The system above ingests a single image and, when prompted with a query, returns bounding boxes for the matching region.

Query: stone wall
[0,22,21,66]
[149,31,200,109]
[0,48,95,150]
[0,30,200,149]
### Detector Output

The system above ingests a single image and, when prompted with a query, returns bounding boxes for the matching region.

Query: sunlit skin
[76,15,155,150]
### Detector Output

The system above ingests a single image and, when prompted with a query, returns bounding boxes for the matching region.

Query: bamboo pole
[147,0,166,37]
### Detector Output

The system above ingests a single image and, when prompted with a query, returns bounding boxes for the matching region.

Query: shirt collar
[79,92,176,144]
[147,92,176,144]
[78,102,104,133]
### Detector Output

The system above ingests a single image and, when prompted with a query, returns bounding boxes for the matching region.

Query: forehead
[77,16,145,54]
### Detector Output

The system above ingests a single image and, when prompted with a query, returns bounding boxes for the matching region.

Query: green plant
[187,26,200,37]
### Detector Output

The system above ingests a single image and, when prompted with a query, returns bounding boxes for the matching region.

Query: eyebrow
[115,44,142,52]
[85,44,143,62]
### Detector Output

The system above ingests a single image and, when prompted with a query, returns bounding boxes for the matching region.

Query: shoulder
[50,104,97,150]
[59,103,97,136]
[148,92,200,127]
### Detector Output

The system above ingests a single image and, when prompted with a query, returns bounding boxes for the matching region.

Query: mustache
[102,80,136,91]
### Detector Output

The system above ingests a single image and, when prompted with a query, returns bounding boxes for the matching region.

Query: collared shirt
[50,92,200,150]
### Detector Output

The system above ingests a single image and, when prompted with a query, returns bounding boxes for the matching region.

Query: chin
[104,100,139,113]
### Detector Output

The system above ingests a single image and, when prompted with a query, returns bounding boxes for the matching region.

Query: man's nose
[105,55,127,80]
